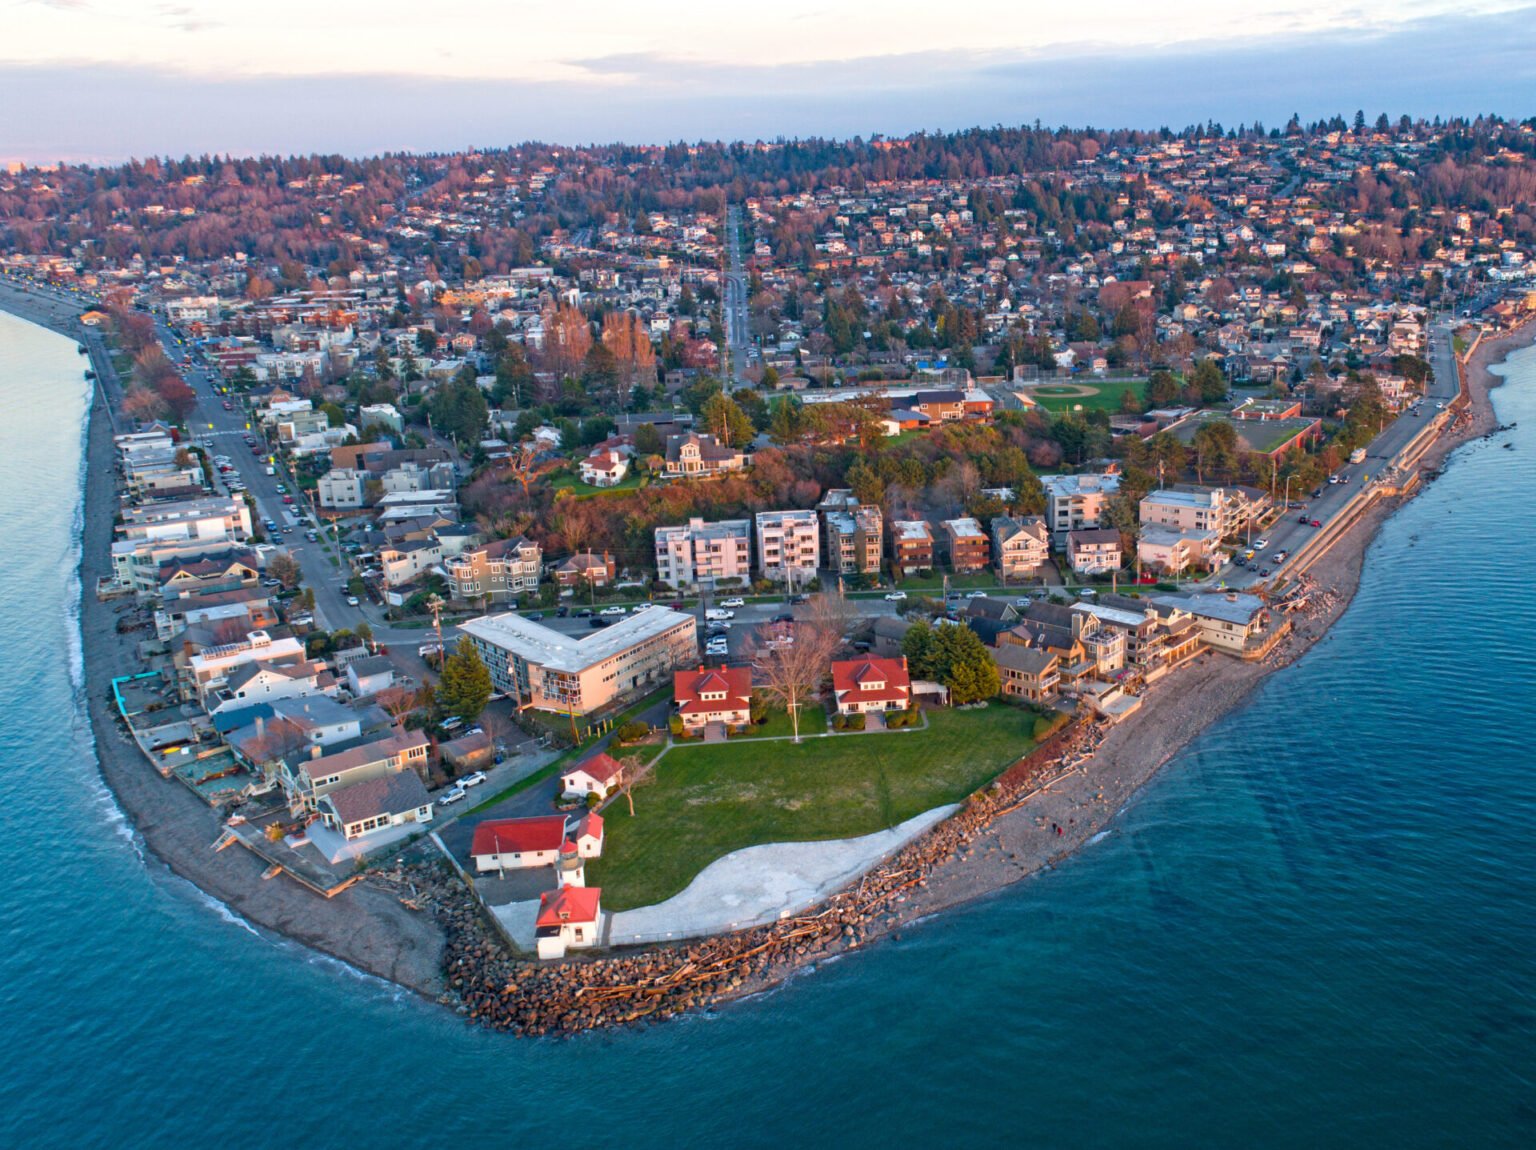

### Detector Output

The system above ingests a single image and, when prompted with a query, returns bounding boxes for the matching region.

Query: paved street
[722,204,752,388]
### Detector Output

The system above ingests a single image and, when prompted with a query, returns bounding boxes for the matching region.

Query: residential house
[579,449,629,487]
[654,518,752,590]
[344,654,395,698]
[317,468,367,510]
[993,644,1062,704]
[991,515,1050,580]
[664,432,747,478]
[186,630,308,705]
[1137,526,1222,574]
[941,517,989,574]
[282,729,431,813]
[755,510,820,586]
[444,536,542,604]
[560,752,626,799]
[673,664,753,732]
[830,655,912,715]
[317,771,434,842]
[554,551,616,588]
[378,539,443,588]
[1067,528,1124,575]
[1153,591,1277,658]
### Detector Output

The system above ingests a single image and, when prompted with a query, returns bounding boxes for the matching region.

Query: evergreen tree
[437,637,492,723]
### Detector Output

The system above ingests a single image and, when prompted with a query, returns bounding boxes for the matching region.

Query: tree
[748,608,842,742]
[929,622,1000,704]
[632,422,664,457]
[1190,359,1229,404]
[437,637,492,723]
[580,341,623,410]
[1191,420,1240,484]
[267,552,302,590]
[700,391,754,447]
[901,619,938,679]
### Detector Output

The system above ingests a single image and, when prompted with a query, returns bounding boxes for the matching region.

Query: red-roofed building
[830,655,912,715]
[673,664,753,732]
[470,815,570,873]
[574,811,604,858]
[535,886,603,959]
[560,752,626,799]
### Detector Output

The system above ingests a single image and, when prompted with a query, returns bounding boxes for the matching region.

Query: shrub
[667,714,686,738]
[614,720,650,744]
[831,713,847,731]
[845,712,866,731]
[1032,712,1069,741]
[585,791,603,809]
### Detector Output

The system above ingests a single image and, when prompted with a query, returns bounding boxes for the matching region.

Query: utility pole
[426,593,445,663]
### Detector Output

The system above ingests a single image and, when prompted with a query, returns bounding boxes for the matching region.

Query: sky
[2,0,1534,162]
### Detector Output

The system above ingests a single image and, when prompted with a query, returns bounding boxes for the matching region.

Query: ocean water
[2,305,1535,1148]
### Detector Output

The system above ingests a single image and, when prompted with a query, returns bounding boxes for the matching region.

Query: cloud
[0,5,1533,163]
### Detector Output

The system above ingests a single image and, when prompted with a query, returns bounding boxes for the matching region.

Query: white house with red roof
[535,886,603,960]
[470,815,571,874]
[573,811,604,858]
[830,655,912,716]
[578,448,629,487]
[673,663,753,732]
[560,751,627,799]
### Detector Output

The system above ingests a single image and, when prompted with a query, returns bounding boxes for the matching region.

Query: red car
[282,495,294,504]
[1309,519,1322,528]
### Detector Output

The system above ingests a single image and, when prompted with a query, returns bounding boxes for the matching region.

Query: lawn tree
[747,609,842,743]
[437,637,492,723]
[615,752,655,817]
[911,621,1000,705]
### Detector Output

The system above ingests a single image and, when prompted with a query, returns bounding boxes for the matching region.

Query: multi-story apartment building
[991,515,1050,580]
[1139,488,1228,537]
[817,491,883,577]
[889,519,935,575]
[444,536,542,604]
[755,510,820,586]
[654,518,752,590]
[460,608,697,716]
[1040,472,1121,545]
[317,467,367,510]
[942,517,990,573]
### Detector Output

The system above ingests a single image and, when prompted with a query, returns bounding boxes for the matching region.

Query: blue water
[3,305,1535,1148]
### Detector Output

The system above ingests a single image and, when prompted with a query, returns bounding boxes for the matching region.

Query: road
[1208,313,1464,590]
[721,204,752,389]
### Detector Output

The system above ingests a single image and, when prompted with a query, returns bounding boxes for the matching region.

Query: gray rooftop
[460,606,695,673]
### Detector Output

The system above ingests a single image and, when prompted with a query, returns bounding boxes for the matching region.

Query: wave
[64,381,90,692]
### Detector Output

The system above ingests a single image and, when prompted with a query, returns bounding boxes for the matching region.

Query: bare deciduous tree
[746,597,844,742]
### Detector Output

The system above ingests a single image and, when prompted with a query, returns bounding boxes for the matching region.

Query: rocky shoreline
[23,287,1527,1035]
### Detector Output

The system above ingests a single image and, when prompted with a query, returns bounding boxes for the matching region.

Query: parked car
[966,590,988,599]
[1309,519,1322,528]
[440,717,464,733]
[599,605,627,616]
[719,597,745,608]
[704,608,736,621]
[526,611,544,621]
[1253,538,1269,550]
[261,578,281,588]
[575,608,593,618]
[589,617,611,628]
[1298,513,1311,524]
[346,595,359,606]
[555,605,569,617]
[884,590,907,601]
[459,771,487,788]
[439,786,466,806]
[772,612,794,624]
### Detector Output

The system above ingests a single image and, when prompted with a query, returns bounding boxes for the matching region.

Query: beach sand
[72,342,448,998]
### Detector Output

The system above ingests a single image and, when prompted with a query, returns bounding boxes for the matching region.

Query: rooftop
[460,606,694,673]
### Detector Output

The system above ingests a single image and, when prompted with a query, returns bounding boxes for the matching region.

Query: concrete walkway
[606,804,958,946]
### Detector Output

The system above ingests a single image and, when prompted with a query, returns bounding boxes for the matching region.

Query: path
[605,805,958,945]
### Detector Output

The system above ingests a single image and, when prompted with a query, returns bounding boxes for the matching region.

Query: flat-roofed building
[1139,487,1228,536]
[655,517,752,590]
[460,607,697,716]
[1040,472,1120,545]
[755,510,820,586]
[889,519,935,576]
[941,517,989,573]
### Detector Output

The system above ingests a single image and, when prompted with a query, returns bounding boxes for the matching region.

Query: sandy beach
[57,310,449,999]
[10,282,1526,1028]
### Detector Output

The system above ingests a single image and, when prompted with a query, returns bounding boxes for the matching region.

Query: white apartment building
[754,510,820,586]
[1041,472,1121,545]
[654,518,753,590]
[1139,488,1228,537]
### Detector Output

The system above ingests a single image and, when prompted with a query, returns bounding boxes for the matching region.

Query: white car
[439,786,466,806]
[599,605,627,616]
[346,595,360,606]
[966,590,988,599]
[1253,539,1270,550]
[884,591,907,601]
[704,608,736,621]
[458,771,487,788]
[719,597,745,608]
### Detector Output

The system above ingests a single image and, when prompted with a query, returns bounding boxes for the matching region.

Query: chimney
[255,715,266,741]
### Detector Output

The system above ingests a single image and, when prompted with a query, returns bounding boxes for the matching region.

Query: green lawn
[1031,378,1147,413]
[587,703,1038,909]
[727,704,829,740]
[548,471,646,497]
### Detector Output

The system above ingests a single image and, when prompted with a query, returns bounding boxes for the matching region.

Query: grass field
[586,702,1039,909]
[1030,378,1147,413]
[548,471,646,497]
[727,705,829,740]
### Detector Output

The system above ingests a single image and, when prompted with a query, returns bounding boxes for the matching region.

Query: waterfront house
[560,752,627,799]
[535,886,603,960]
[282,729,431,813]
[317,771,434,842]
[992,644,1061,704]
